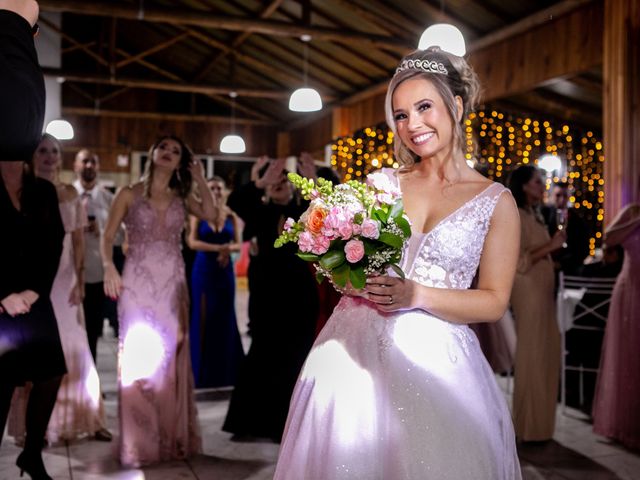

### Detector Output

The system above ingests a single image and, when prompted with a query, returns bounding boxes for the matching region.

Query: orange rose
[306,207,327,235]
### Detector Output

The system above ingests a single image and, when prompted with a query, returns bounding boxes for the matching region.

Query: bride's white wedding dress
[274,170,522,480]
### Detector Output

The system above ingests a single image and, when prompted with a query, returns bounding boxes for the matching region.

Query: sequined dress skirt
[117,241,202,466]
[274,296,521,480]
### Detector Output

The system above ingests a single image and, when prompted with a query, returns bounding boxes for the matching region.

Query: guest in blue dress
[187,176,244,388]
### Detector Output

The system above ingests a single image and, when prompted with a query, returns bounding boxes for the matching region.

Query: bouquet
[274,171,411,290]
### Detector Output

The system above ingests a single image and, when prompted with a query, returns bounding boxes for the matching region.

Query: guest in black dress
[224,156,319,441]
[0,3,67,478]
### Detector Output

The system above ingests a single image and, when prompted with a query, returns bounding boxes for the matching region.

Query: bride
[274,47,522,479]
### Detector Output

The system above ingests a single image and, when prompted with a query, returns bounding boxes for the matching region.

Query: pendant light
[418,23,466,56]
[219,91,246,154]
[45,119,74,140]
[289,35,322,112]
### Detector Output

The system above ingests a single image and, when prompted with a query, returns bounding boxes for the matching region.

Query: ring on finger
[389,295,393,304]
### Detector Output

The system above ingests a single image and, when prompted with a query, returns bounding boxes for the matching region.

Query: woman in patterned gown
[8,134,111,444]
[274,47,522,479]
[101,135,216,467]
[592,203,640,450]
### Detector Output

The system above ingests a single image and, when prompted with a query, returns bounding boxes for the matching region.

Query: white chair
[557,273,617,413]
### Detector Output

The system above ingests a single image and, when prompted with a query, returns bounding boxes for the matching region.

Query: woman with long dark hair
[101,135,216,466]
[508,165,565,442]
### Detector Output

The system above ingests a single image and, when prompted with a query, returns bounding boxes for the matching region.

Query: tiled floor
[2,288,639,479]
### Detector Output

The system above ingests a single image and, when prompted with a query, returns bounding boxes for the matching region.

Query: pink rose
[361,219,380,239]
[311,235,330,255]
[344,239,365,263]
[284,217,295,231]
[324,207,344,230]
[298,231,315,252]
[352,223,362,236]
[338,223,353,240]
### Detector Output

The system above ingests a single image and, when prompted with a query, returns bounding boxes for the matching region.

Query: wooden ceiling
[38,0,603,132]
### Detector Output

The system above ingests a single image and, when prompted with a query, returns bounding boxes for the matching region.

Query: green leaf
[378,232,403,249]
[349,264,366,289]
[319,249,346,270]
[297,252,321,262]
[315,271,325,284]
[389,198,404,220]
[332,263,350,288]
[387,263,406,279]
[395,216,412,237]
[363,239,378,256]
[372,208,387,223]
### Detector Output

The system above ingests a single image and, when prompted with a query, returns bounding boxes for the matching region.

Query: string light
[330,109,604,253]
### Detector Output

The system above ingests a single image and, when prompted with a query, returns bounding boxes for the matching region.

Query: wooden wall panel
[603,0,640,221]
[471,1,603,101]
[60,114,278,172]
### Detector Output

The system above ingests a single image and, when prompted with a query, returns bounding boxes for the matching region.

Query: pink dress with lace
[8,196,107,443]
[274,170,521,480]
[592,226,640,450]
[117,192,201,467]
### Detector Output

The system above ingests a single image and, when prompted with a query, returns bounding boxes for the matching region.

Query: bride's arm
[365,192,520,324]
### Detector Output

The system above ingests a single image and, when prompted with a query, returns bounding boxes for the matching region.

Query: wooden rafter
[193,0,285,82]
[45,68,302,99]
[63,107,276,126]
[116,32,190,69]
[39,0,410,50]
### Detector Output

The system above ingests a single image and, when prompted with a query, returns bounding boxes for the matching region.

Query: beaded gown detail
[274,171,521,480]
[117,192,201,467]
[8,196,107,443]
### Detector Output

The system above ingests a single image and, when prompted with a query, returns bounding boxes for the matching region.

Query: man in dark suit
[541,182,590,275]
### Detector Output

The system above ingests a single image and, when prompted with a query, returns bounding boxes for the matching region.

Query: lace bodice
[123,193,185,254]
[384,169,508,289]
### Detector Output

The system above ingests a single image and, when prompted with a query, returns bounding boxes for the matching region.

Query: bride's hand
[365,275,418,312]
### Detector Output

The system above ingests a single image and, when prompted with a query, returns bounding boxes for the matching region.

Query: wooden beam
[468,0,595,53]
[62,107,276,126]
[472,1,602,101]
[115,32,190,68]
[39,0,410,50]
[39,17,109,67]
[45,68,296,99]
[193,0,285,82]
[62,40,96,54]
[603,0,640,219]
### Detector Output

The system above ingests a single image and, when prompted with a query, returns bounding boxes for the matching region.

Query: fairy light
[330,109,604,250]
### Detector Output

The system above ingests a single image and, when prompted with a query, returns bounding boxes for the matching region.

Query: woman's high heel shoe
[16,450,53,480]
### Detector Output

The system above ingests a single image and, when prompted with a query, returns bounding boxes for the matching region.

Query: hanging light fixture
[45,119,74,140]
[219,92,246,154]
[289,35,322,112]
[538,154,563,173]
[419,23,466,56]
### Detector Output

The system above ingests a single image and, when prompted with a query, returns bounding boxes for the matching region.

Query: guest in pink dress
[101,135,216,466]
[593,203,640,451]
[8,134,111,444]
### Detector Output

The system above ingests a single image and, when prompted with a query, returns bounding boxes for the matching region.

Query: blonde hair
[384,48,481,170]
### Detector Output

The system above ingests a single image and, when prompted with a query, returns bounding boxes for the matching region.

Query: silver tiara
[395,59,448,76]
